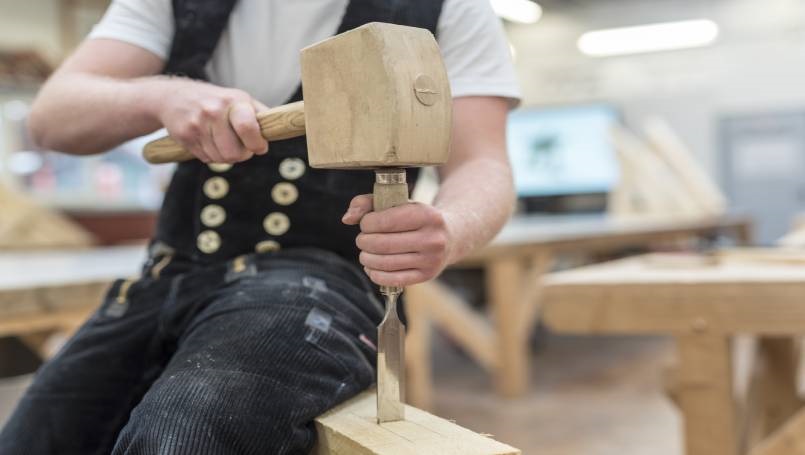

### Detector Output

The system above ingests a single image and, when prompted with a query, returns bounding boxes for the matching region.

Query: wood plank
[461,213,752,263]
[542,254,805,335]
[314,391,520,455]
[676,334,738,455]
[544,281,805,335]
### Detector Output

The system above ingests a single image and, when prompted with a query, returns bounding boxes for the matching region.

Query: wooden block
[313,391,520,455]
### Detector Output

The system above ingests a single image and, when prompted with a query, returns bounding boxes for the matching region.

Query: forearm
[434,156,515,265]
[29,73,169,154]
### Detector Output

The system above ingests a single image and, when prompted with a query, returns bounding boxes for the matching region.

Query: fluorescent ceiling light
[491,0,542,24]
[578,19,719,57]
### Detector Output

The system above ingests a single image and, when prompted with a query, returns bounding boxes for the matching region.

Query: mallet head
[301,22,452,170]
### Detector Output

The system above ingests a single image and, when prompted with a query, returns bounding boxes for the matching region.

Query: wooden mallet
[142,22,453,424]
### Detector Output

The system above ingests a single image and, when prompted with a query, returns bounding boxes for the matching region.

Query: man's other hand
[342,195,453,287]
[157,78,270,163]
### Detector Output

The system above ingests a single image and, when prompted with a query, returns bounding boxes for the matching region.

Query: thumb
[252,100,271,114]
[342,194,373,225]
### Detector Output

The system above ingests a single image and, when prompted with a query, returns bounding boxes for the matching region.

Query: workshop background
[2,1,805,454]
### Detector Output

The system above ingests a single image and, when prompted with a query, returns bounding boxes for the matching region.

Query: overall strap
[163,0,239,80]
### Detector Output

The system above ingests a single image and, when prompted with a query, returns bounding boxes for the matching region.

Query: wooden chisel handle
[142,101,306,164]
[373,169,410,297]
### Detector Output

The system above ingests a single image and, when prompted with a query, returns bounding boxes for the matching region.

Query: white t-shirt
[89,0,521,108]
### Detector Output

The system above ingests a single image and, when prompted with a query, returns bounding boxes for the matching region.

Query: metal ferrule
[375,169,407,185]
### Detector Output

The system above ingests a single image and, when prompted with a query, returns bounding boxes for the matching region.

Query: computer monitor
[507,104,621,199]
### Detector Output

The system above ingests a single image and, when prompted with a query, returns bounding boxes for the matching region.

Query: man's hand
[342,195,453,287]
[156,78,270,163]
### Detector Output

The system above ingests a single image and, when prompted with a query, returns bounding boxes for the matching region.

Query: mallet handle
[142,101,306,164]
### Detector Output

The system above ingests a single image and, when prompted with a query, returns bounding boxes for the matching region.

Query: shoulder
[435,0,522,104]
[439,0,498,29]
[88,0,174,60]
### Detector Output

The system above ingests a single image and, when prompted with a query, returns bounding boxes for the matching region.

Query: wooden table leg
[744,337,804,451]
[734,222,755,247]
[676,333,739,455]
[405,283,433,410]
[487,257,527,397]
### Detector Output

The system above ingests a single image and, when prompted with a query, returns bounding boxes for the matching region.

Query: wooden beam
[313,391,520,455]
[409,281,498,371]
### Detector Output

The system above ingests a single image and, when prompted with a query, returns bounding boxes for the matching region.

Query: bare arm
[29,39,267,162]
[343,96,515,286]
[433,96,514,264]
[30,39,166,154]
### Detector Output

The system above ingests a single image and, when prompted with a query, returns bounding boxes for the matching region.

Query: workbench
[541,251,805,455]
[404,213,753,408]
[0,246,144,353]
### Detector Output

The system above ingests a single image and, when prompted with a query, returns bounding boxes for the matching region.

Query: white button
[271,182,299,206]
[255,240,281,253]
[279,158,306,180]
[208,163,233,173]
[263,212,290,236]
[197,230,221,254]
[203,177,229,200]
[200,204,226,228]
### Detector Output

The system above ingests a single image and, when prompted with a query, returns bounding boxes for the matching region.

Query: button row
[198,158,306,255]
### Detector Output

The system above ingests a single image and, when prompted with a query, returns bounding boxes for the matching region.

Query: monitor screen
[507,104,621,197]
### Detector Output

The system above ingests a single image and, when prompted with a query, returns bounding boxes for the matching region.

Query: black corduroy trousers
[0,248,381,455]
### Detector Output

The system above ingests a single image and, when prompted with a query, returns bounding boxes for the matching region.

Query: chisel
[374,169,408,423]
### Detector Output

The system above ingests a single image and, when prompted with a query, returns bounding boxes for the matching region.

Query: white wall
[506,0,805,181]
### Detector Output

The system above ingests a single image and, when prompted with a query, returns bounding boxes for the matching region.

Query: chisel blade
[377,289,405,423]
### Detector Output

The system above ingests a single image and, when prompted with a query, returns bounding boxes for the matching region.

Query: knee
[112,370,317,454]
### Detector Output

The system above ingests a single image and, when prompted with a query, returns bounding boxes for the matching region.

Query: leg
[744,337,803,451]
[487,257,527,397]
[676,333,739,455]
[404,283,432,409]
[0,276,169,455]
[112,273,378,455]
